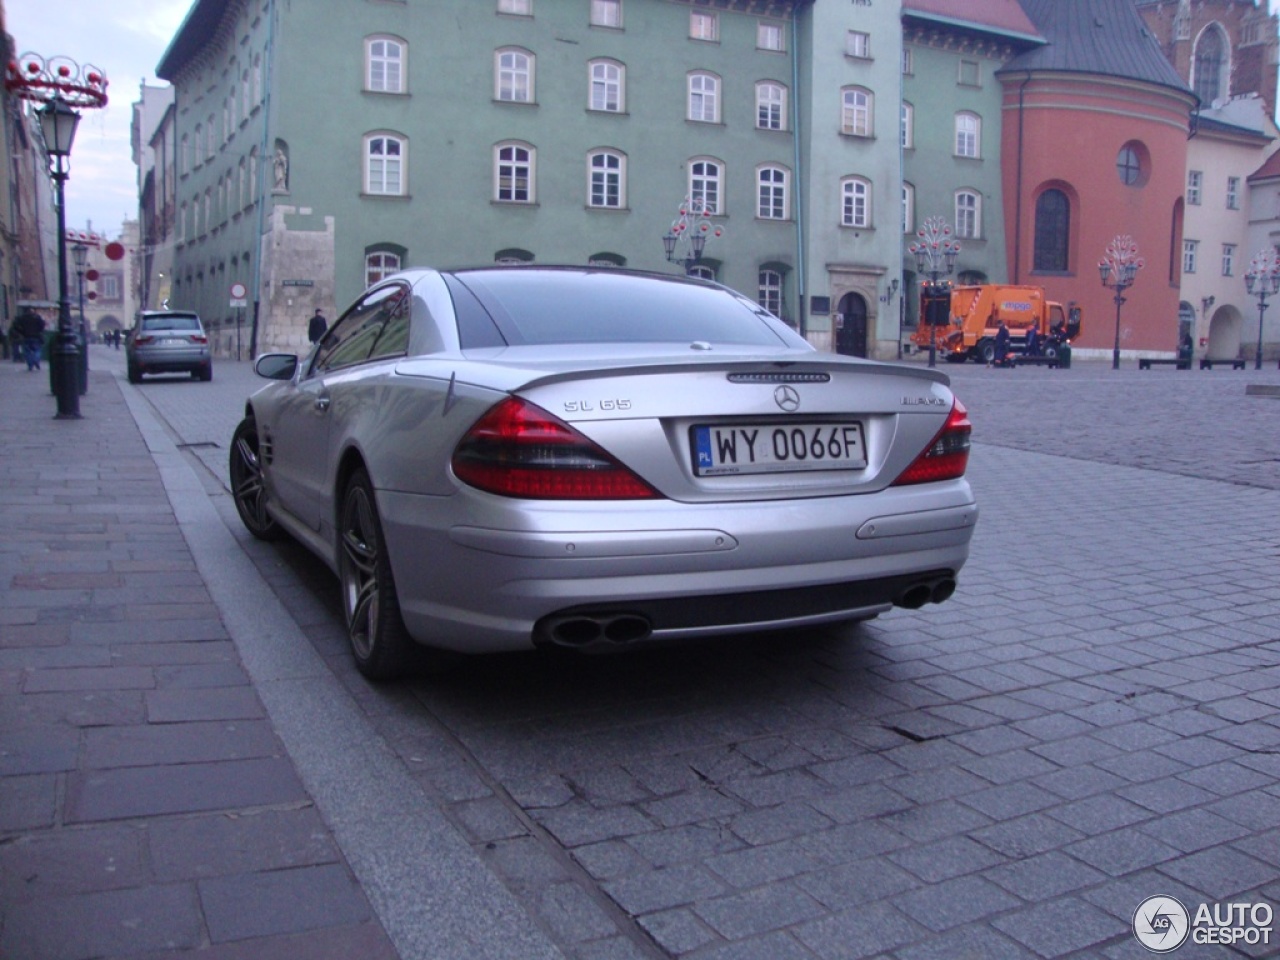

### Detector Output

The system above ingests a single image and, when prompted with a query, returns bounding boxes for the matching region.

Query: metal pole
[76,262,87,395]
[1257,292,1267,371]
[50,166,80,419]
[1111,290,1123,371]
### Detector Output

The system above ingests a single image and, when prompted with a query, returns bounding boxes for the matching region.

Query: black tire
[976,339,996,364]
[1041,343,1058,360]
[230,417,282,541]
[199,363,213,382]
[127,361,141,384]
[339,469,414,681]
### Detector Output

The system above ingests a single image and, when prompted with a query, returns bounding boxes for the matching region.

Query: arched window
[495,142,534,202]
[757,165,789,219]
[365,250,402,287]
[841,87,872,137]
[758,269,784,318]
[496,48,534,102]
[841,177,871,228]
[955,189,981,238]
[589,60,624,112]
[756,81,786,131]
[588,149,626,208]
[689,158,722,215]
[367,37,406,93]
[1033,189,1070,272]
[902,182,915,234]
[1194,25,1227,105]
[955,112,980,158]
[688,72,720,123]
[365,134,406,195]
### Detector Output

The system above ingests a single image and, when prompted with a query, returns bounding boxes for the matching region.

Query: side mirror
[254,353,298,380]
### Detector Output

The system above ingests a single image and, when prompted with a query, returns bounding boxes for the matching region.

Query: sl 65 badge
[902,396,948,407]
[564,399,631,412]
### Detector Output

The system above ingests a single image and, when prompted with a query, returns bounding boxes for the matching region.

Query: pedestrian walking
[14,308,46,371]
[308,308,327,345]
[1025,322,1041,357]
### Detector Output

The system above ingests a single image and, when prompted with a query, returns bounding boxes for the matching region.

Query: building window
[758,269,783,316]
[689,264,716,281]
[1222,243,1236,277]
[756,82,786,131]
[901,102,913,149]
[1187,170,1202,205]
[591,0,621,28]
[955,190,980,238]
[588,149,625,208]
[1194,26,1225,105]
[1227,176,1240,209]
[758,21,784,51]
[365,134,406,195]
[1033,188,1070,272]
[589,60,624,112]
[496,48,533,102]
[498,0,531,13]
[902,48,913,74]
[841,87,872,137]
[688,72,720,123]
[207,116,216,159]
[955,112,980,158]
[100,273,122,301]
[1183,239,1198,274]
[1117,144,1143,185]
[846,31,870,59]
[366,251,401,287]
[180,134,190,174]
[757,165,788,220]
[958,59,980,86]
[495,142,534,202]
[903,182,914,234]
[841,177,871,228]
[691,11,717,41]
[367,37,405,93]
[689,159,722,215]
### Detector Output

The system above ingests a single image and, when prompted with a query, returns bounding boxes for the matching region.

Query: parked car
[230,267,978,679]
[126,310,212,382]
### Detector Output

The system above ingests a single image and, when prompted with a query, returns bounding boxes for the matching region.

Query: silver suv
[126,310,212,382]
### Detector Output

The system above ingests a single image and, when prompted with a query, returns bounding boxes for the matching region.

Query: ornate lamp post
[908,217,960,368]
[5,53,108,419]
[71,241,89,395]
[1098,235,1143,371]
[1244,249,1280,371]
[662,197,723,275]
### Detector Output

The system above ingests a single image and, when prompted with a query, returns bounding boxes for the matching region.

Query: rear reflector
[452,397,661,500]
[891,399,971,486]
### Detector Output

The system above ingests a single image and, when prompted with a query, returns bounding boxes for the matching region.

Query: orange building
[998,0,1198,355]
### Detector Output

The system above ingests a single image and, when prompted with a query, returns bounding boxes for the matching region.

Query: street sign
[230,282,248,308]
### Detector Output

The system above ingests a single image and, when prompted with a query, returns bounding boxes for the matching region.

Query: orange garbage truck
[912,284,1081,364]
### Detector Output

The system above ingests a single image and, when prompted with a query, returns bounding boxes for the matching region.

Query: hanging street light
[1098,235,1144,371]
[908,217,961,368]
[662,196,723,275]
[1244,249,1280,371]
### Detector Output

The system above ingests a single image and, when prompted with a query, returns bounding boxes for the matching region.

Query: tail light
[133,335,154,345]
[191,334,208,344]
[892,399,971,486]
[452,397,660,500]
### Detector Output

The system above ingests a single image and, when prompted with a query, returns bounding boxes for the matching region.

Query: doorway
[836,292,868,357]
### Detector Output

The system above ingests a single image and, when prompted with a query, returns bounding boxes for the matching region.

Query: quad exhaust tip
[543,613,653,648]
[895,577,957,610]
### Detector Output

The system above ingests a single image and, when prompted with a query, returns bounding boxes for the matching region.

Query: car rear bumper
[131,348,210,372]
[379,483,977,653]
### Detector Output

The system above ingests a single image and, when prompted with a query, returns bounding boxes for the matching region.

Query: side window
[312,284,408,373]
[369,289,411,360]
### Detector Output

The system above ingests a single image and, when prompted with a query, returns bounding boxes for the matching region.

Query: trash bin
[1058,342,1072,369]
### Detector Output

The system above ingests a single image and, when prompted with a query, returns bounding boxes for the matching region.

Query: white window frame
[496,48,534,103]
[1183,239,1198,274]
[902,48,914,74]
[846,31,870,59]
[688,72,720,123]
[758,269,783,317]
[498,0,531,14]
[495,142,535,203]
[955,189,981,238]
[1187,169,1202,205]
[841,87,872,137]
[903,182,914,235]
[955,112,980,158]
[587,149,626,208]
[1227,176,1240,210]
[366,36,405,94]
[758,21,784,52]
[756,81,786,131]
[589,59,624,112]
[690,11,717,41]
[591,0,621,28]
[689,158,723,216]
[841,177,871,228]
[366,251,402,287]
[901,102,914,149]
[1222,243,1236,277]
[365,133,406,196]
[757,165,789,220]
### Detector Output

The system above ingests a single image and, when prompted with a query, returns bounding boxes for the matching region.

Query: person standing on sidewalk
[14,308,46,371]
[308,308,327,345]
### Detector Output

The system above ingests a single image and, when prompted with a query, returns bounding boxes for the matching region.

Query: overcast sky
[6,0,1280,238]
[5,0,190,235]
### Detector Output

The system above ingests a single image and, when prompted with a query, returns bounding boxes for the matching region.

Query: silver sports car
[231,267,977,679]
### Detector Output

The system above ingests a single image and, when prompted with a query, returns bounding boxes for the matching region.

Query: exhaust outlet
[896,584,933,610]
[931,578,957,604]
[543,613,653,648]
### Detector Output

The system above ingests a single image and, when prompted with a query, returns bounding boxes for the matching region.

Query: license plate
[692,422,867,476]
[161,338,184,345]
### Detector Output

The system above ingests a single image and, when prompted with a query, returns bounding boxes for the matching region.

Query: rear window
[142,314,201,332]
[447,269,786,347]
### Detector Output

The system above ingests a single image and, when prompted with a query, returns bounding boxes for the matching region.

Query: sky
[5,0,191,236]
[6,0,1280,238]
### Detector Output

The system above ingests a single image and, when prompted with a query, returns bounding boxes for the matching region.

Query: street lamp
[5,53,108,418]
[1098,235,1144,371]
[1244,249,1280,371]
[908,217,961,368]
[71,241,88,394]
[663,197,723,275]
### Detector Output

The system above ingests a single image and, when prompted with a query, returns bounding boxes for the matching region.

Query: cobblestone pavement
[21,346,1280,959]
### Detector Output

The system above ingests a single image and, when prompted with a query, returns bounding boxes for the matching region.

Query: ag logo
[1134,896,1190,953]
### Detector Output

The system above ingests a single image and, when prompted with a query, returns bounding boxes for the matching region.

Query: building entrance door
[836,292,868,357]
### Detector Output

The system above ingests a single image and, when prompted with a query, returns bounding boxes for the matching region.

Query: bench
[1138,358,1191,370]
[1199,358,1247,370]
[1014,355,1058,368]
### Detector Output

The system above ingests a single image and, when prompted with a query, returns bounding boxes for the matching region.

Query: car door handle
[314,394,331,411]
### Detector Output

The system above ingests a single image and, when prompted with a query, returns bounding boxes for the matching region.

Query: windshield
[447,269,789,348]
[142,314,201,332]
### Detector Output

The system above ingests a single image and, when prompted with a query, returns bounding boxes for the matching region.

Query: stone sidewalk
[0,356,400,958]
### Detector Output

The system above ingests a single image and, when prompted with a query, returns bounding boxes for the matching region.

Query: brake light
[133,335,154,345]
[452,397,660,500]
[892,399,971,486]
[191,334,208,344]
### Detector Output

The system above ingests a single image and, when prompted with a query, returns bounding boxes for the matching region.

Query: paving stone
[694,882,827,940]
[0,824,150,900]
[536,880,620,943]
[984,850,1107,900]
[990,897,1123,958]
[144,686,266,723]
[603,862,728,916]
[82,719,281,768]
[895,874,1022,932]
[888,835,1005,883]
[148,806,340,880]
[637,906,720,955]
[1156,845,1278,901]
[795,900,930,960]
[199,863,371,942]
